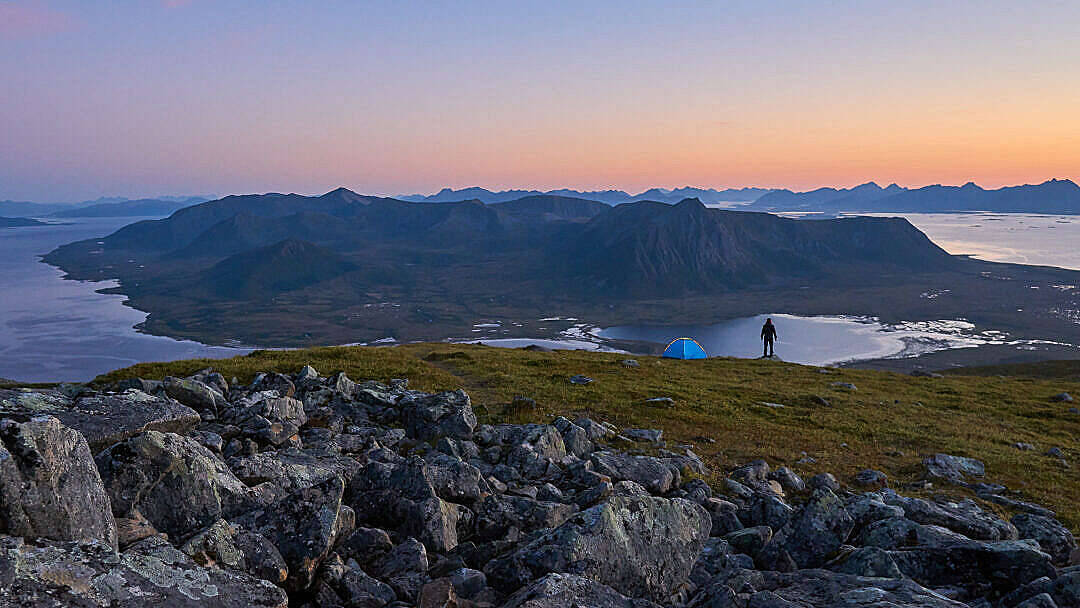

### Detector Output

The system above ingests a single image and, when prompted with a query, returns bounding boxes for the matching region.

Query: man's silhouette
[761,318,778,357]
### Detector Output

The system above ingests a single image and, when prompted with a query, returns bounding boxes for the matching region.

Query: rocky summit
[1,367,1079,608]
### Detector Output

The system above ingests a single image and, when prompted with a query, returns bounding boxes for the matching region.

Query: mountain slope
[50,197,207,218]
[202,239,355,299]
[560,198,956,292]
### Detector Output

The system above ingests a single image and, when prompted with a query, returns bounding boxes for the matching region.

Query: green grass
[95,344,1080,530]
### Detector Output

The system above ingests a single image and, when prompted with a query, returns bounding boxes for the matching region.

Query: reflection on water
[597,314,1006,366]
[0,217,249,383]
[858,212,1080,271]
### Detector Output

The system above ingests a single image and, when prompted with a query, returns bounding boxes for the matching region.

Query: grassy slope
[96,344,1080,529]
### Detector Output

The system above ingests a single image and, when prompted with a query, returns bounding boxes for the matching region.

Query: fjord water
[0,217,248,383]
[597,314,991,366]
[867,212,1080,270]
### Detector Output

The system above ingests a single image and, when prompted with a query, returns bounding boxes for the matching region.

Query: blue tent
[662,337,707,359]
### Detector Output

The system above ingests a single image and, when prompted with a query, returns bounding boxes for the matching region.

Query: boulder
[1012,513,1078,565]
[501,573,661,608]
[731,569,968,607]
[369,537,430,602]
[426,452,487,502]
[889,539,1055,594]
[164,376,227,413]
[922,453,985,485]
[882,491,1017,541]
[486,495,710,601]
[475,494,577,541]
[0,388,201,452]
[0,416,117,548]
[853,469,888,488]
[95,431,251,540]
[758,488,854,570]
[179,519,288,585]
[0,534,288,608]
[228,448,361,493]
[233,475,349,592]
[347,456,465,552]
[400,389,477,440]
[830,546,903,578]
[590,451,681,495]
[856,517,971,549]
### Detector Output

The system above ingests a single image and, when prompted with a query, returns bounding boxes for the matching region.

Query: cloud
[0,2,74,39]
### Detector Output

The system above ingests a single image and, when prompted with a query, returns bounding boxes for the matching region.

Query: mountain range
[0,195,209,218]
[400,186,774,205]
[749,179,1080,214]
[0,216,46,228]
[40,186,1080,350]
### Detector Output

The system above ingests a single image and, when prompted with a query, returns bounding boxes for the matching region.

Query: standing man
[761,318,778,358]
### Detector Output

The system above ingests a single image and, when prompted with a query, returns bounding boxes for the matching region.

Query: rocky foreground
[0,367,1078,607]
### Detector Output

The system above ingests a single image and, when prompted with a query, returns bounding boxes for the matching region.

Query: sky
[2,1,1079,202]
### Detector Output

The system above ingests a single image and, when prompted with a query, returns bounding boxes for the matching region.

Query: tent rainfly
[662,337,707,359]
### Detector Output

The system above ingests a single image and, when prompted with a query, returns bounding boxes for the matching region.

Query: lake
[0,217,249,383]
[860,212,1080,271]
[596,314,1009,366]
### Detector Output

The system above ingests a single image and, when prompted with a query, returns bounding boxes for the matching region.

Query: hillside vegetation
[97,343,1080,529]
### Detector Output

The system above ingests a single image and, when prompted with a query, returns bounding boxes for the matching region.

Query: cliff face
[558,198,956,293]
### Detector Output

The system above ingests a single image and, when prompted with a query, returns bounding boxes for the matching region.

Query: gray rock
[623,428,663,443]
[164,376,227,413]
[233,475,349,592]
[724,526,773,558]
[1051,392,1074,403]
[830,546,902,578]
[882,491,1017,541]
[923,453,985,484]
[553,418,594,458]
[768,467,805,494]
[569,375,593,385]
[1015,593,1059,608]
[0,416,117,549]
[889,539,1054,595]
[854,469,888,488]
[758,488,854,570]
[807,472,839,492]
[590,451,681,495]
[475,494,577,541]
[0,388,201,452]
[179,519,288,585]
[448,567,487,599]
[1012,513,1078,565]
[733,569,968,607]
[95,431,252,540]
[486,495,711,601]
[249,372,296,398]
[347,456,465,553]
[426,452,487,502]
[370,537,429,602]
[575,418,615,441]
[0,535,288,608]
[229,448,361,493]
[400,390,477,441]
[856,517,971,549]
[844,494,904,530]
[501,573,661,608]
[830,382,857,391]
